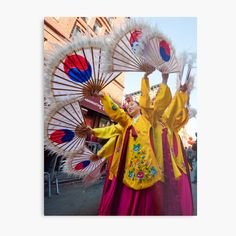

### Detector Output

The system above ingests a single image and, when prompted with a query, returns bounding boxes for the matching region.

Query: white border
[1,0,236,235]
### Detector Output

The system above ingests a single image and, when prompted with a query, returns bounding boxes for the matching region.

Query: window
[93,22,101,33]
[53,17,60,22]
[71,25,82,38]
[81,17,88,22]
[95,19,102,27]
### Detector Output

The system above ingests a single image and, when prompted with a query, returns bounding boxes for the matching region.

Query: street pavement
[44,177,197,216]
[44,178,104,215]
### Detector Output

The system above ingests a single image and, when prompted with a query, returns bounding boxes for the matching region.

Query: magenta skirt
[99,176,164,215]
[98,127,193,215]
[99,126,164,216]
[162,128,193,215]
[177,173,193,215]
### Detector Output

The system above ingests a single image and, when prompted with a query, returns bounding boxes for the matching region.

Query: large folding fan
[176,52,196,92]
[62,148,106,178]
[103,19,156,73]
[44,98,87,156]
[44,35,121,103]
[136,31,181,73]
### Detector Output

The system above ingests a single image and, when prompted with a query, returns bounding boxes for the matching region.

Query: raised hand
[90,154,100,162]
[179,83,188,92]
[142,64,155,78]
[161,73,169,84]
[75,124,93,137]
[93,90,105,98]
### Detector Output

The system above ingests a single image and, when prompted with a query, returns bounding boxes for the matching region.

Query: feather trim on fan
[82,161,107,187]
[177,51,189,81]
[186,75,195,94]
[44,98,87,157]
[102,18,155,73]
[62,148,106,178]
[188,107,197,119]
[176,52,196,91]
[44,34,121,103]
[136,29,181,74]
[176,75,182,91]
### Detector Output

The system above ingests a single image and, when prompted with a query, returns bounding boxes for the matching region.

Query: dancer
[88,91,166,215]
[161,83,193,215]
[139,72,193,215]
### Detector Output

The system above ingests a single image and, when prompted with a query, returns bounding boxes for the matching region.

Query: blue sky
[124,17,197,138]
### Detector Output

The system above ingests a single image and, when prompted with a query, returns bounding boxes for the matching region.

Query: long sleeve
[97,136,117,159]
[139,76,153,123]
[153,83,172,122]
[162,91,188,129]
[173,107,189,132]
[101,95,131,127]
[92,124,123,139]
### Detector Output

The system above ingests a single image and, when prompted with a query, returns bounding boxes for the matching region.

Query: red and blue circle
[49,129,75,144]
[160,40,171,62]
[74,160,90,170]
[129,30,142,49]
[64,54,92,83]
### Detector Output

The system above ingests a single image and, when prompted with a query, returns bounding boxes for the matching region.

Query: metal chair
[44,149,61,197]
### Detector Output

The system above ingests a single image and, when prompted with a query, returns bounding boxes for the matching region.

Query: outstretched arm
[162,86,189,129]
[99,93,131,127]
[92,123,123,139]
[153,73,172,122]
[139,73,153,122]
[96,136,117,160]
[173,107,189,132]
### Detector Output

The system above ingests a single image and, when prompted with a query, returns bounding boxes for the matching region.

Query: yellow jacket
[139,76,174,181]
[93,124,123,160]
[100,94,162,190]
[162,90,190,175]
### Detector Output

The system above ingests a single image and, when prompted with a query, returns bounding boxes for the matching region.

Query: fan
[62,147,106,178]
[103,18,155,73]
[188,107,197,119]
[44,98,87,156]
[82,160,107,186]
[44,34,121,103]
[176,52,196,92]
[136,30,181,73]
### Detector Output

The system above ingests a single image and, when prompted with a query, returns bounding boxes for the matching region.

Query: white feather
[188,107,197,119]
[102,18,153,73]
[44,97,85,157]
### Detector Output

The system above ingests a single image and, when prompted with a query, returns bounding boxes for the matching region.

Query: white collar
[132,114,141,124]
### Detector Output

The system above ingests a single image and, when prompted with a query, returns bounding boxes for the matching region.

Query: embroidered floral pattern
[111,104,117,110]
[150,167,157,176]
[128,170,134,178]
[133,144,141,152]
[127,143,158,182]
[137,171,144,179]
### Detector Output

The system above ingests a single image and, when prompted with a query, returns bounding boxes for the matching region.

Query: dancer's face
[127,101,140,117]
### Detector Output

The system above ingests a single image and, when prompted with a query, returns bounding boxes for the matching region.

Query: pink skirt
[99,176,164,215]
[177,173,193,215]
[99,126,164,216]
[99,127,193,215]
[162,128,193,215]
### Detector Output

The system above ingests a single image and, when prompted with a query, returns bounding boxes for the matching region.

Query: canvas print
[44,17,197,216]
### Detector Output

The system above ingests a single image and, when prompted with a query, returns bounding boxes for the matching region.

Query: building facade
[125,84,160,102]
[44,17,127,128]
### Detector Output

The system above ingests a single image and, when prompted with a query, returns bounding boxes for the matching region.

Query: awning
[80,96,122,116]
[80,96,106,115]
